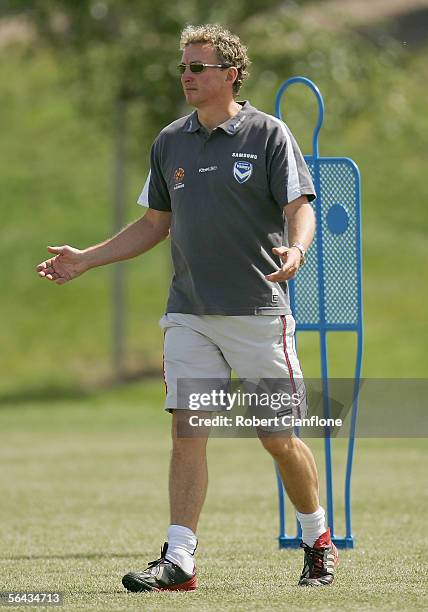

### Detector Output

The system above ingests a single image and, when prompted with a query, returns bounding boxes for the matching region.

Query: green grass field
[1,381,427,611]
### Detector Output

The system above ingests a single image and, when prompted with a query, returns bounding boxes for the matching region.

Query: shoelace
[146,543,172,573]
[300,543,327,578]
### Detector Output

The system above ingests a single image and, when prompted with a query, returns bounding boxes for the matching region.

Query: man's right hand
[36,245,89,285]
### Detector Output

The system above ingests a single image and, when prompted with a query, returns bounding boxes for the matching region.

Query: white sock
[296,506,326,547]
[165,524,197,574]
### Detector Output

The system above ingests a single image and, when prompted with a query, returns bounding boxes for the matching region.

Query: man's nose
[182,72,195,83]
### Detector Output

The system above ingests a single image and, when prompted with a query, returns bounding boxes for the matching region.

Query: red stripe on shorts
[162,332,168,395]
[280,315,297,395]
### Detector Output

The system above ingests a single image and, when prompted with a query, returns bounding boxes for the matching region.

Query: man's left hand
[265,246,302,282]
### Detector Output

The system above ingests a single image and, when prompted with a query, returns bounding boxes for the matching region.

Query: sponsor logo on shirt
[198,165,218,173]
[173,167,185,190]
[232,152,258,159]
[233,161,253,184]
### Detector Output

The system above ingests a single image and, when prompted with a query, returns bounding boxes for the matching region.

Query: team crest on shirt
[233,161,253,184]
[173,167,185,190]
[174,167,185,182]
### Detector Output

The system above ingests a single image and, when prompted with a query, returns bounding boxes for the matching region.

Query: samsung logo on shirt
[232,152,258,160]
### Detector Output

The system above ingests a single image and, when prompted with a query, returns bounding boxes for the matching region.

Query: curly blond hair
[180,24,251,96]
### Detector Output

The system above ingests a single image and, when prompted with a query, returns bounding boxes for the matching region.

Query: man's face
[180,43,232,107]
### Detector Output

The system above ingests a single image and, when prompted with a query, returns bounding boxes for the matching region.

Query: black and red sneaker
[122,543,197,593]
[298,529,339,586]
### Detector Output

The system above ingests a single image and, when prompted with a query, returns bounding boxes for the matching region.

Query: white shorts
[160,313,307,427]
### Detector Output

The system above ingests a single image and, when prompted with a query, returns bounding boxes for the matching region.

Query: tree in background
[1,0,410,379]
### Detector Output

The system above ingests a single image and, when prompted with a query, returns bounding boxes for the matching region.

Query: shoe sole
[299,576,335,586]
[122,573,197,593]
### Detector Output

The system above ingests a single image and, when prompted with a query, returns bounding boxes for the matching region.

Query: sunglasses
[177,62,233,75]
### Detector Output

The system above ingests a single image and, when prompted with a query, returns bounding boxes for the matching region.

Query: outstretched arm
[36,208,171,285]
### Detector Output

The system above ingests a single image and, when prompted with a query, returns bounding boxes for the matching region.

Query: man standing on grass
[36,24,338,592]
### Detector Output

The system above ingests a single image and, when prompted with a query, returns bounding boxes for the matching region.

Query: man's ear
[226,67,238,87]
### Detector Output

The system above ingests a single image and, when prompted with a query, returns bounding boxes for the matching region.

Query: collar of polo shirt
[183,101,250,135]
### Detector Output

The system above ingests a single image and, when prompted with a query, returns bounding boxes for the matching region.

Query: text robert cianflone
[188,415,343,429]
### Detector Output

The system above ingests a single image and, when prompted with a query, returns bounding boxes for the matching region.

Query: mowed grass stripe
[0,383,426,610]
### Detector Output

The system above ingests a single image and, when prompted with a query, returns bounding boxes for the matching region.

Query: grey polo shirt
[138,101,315,315]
